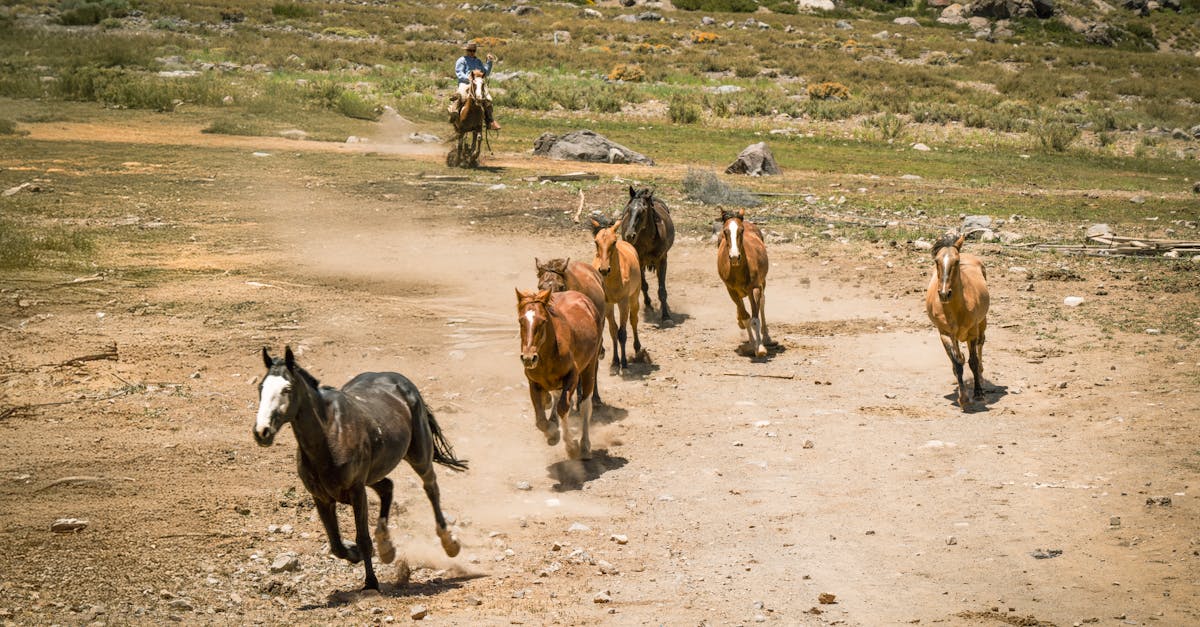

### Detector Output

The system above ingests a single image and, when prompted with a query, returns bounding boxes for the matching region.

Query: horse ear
[515,287,525,303]
[628,185,636,199]
[738,208,745,218]
[261,347,272,369]
[612,218,623,231]
[534,257,542,270]
[535,289,552,302]
[284,346,295,370]
[954,234,966,250]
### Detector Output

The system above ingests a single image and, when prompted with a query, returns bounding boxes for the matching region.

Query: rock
[51,518,88,533]
[998,231,1023,244]
[3,182,41,197]
[726,142,781,176]
[913,239,933,250]
[1193,181,1200,194]
[1146,496,1171,506]
[818,592,837,604]
[900,173,922,180]
[963,215,993,232]
[946,535,958,545]
[532,130,654,166]
[278,129,307,140]
[893,16,920,25]
[1008,266,1029,275]
[611,534,629,544]
[709,84,743,95]
[513,5,541,16]
[407,132,441,144]
[911,142,931,152]
[1030,548,1063,559]
[568,522,591,532]
[798,0,836,10]
[637,11,662,21]
[597,559,619,574]
[1086,223,1112,238]
[834,20,853,29]
[967,15,991,29]
[465,596,482,606]
[1063,296,1084,307]
[167,598,193,612]
[269,553,300,573]
[581,8,602,18]
[516,481,532,491]
[613,14,637,23]
[593,590,612,603]
[1130,195,1146,204]
[802,440,815,449]
[1109,516,1121,527]
[410,604,428,620]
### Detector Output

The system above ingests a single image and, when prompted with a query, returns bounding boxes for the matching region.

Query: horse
[447,70,487,168]
[535,257,607,403]
[591,215,643,371]
[716,209,775,358]
[619,186,676,324]
[925,233,990,410]
[253,347,467,591]
[516,288,602,460]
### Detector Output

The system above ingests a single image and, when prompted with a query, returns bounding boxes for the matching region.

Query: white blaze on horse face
[255,375,289,436]
[472,76,483,100]
[522,309,536,343]
[940,251,954,295]
[727,220,741,259]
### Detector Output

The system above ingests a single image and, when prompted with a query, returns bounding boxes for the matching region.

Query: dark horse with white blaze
[620,186,675,324]
[253,347,467,591]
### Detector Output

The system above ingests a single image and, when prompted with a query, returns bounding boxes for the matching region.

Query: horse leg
[370,478,396,565]
[557,372,580,459]
[605,304,620,369]
[640,266,652,310]
[577,361,597,461]
[629,293,642,359]
[969,322,987,400]
[759,286,777,347]
[656,257,671,322]
[405,453,460,559]
[940,334,969,410]
[616,300,630,370]
[317,499,362,564]
[529,381,560,446]
[749,287,766,358]
[350,486,379,590]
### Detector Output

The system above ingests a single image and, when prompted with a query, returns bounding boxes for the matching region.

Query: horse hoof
[545,428,561,446]
[342,541,363,563]
[439,530,461,557]
[755,346,768,358]
[377,542,396,565]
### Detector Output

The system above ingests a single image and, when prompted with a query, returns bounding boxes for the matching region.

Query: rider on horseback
[453,42,501,131]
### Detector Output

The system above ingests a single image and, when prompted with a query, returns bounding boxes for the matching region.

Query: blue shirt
[455,55,493,83]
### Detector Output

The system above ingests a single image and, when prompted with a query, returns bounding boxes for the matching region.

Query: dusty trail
[0,124,1196,627]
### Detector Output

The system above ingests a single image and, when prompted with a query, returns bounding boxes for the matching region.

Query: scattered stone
[611,534,629,544]
[834,20,853,29]
[802,440,815,449]
[1146,496,1172,506]
[3,182,41,197]
[912,142,931,152]
[516,481,532,491]
[1145,328,1161,335]
[893,16,920,25]
[1063,296,1084,307]
[50,518,88,533]
[913,239,933,250]
[511,589,526,599]
[568,522,591,532]
[1109,516,1121,527]
[410,604,428,620]
[593,590,612,604]
[818,592,837,604]
[597,560,619,575]
[946,535,957,545]
[269,553,300,573]
[465,596,482,606]
[798,0,836,10]
[167,598,193,612]
[1031,548,1063,559]
[900,174,923,180]
[278,129,307,140]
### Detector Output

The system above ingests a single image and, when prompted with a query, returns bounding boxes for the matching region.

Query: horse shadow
[643,309,690,328]
[614,354,660,380]
[546,449,628,492]
[312,572,485,608]
[590,402,629,425]
[736,341,788,362]
[942,381,1010,413]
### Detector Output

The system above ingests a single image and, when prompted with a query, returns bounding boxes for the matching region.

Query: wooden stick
[573,189,585,223]
[722,371,796,380]
[36,475,135,492]
[40,343,118,368]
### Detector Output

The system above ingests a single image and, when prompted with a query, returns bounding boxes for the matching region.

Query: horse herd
[252,186,991,591]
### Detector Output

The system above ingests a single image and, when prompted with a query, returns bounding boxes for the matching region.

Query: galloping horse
[447,70,487,168]
[253,347,467,591]
[925,233,990,410]
[516,289,602,460]
[716,209,775,358]
[536,257,607,403]
[591,215,643,371]
[620,186,675,324]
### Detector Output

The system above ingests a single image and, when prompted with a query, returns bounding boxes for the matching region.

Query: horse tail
[423,403,469,472]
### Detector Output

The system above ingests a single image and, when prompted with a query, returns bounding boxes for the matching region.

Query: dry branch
[36,475,135,492]
[40,343,118,368]
[537,172,598,182]
[722,371,796,380]
[573,189,586,223]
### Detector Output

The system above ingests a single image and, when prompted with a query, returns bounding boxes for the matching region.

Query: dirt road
[1,124,1196,626]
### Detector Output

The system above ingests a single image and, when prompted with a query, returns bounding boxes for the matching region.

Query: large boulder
[725,142,781,176]
[797,0,837,10]
[967,0,1053,18]
[533,130,655,165]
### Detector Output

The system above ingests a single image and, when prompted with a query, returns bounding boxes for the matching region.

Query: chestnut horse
[717,209,774,357]
[516,289,602,460]
[536,257,606,402]
[620,186,675,323]
[591,215,643,371]
[447,70,487,168]
[253,347,466,591]
[925,233,990,410]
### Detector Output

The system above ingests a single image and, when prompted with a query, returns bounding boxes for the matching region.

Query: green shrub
[1034,121,1080,152]
[669,95,701,124]
[863,112,906,141]
[58,0,129,26]
[272,3,316,19]
[766,0,798,13]
[202,118,268,136]
[673,0,759,11]
[0,118,25,135]
[807,81,850,101]
[0,219,94,270]
[336,90,379,120]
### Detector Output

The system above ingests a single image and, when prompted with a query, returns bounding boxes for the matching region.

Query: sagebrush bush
[683,168,761,207]
[862,112,907,141]
[807,82,850,101]
[0,118,22,135]
[336,91,379,120]
[691,31,720,44]
[669,95,701,124]
[608,64,645,82]
[271,3,315,19]
[1034,121,1080,152]
[58,0,130,26]
[673,0,758,11]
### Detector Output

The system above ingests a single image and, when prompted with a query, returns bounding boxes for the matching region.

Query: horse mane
[292,364,322,391]
[931,233,959,258]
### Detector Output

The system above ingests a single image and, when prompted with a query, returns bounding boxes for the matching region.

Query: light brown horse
[536,257,606,403]
[591,215,642,371]
[925,233,990,410]
[716,209,774,358]
[447,70,487,168]
[516,288,602,460]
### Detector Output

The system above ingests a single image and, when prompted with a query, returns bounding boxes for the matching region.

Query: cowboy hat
[463,42,477,51]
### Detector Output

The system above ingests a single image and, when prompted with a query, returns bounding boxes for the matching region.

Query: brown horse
[253,347,467,591]
[925,233,990,410]
[716,209,774,358]
[536,257,606,402]
[516,288,602,460]
[447,70,487,168]
[620,186,675,324]
[591,215,643,371]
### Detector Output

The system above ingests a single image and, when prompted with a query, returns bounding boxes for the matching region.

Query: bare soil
[1,122,1197,627]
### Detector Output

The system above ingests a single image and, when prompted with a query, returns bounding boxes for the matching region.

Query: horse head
[535,257,570,292]
[254,346,305,446]
[516,288,554,369]
[469,70,487,101]
[591,217,623,277]
[621,186,656,242]
[719,208,747,266]
[932,233,966,303]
